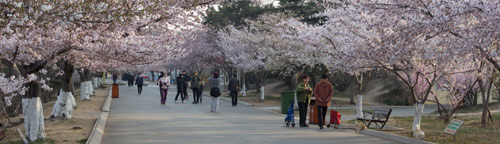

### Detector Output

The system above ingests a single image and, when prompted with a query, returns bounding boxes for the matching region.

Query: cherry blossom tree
[434,71,479,122]
[1,0,220,141]
[313,0,486,137]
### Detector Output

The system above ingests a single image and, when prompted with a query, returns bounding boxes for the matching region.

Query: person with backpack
[191,73,201,104]
[228,74,240,106]
[296,75,313,128]
[158,73,171,105]
[209,72,221,112]
[314,74,333,129]
[135,73,144,95]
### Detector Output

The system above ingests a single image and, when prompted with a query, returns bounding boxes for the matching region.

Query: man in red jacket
[314,74,334,129]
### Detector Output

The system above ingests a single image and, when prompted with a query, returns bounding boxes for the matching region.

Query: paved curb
[86,88,112,144]
[102,89,112,112]
[360,129,435,144]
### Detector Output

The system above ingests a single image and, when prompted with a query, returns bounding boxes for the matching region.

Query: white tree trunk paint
[22,97,46,141]
[412,103,425,134]
[87,81,94,95]
[242,84,246,96]
[260,86,265,100]
[50,89,75,118]
[93,78,98,88]
[356,95,364,119]
[80,82,90,100]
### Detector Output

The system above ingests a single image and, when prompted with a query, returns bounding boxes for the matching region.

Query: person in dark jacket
[135,73,145,95]
[175,74,186,103]
[228,74,240,106]
[128,73,135,87]
[180,71,191,100]
[112,73,118,84]
[191,73,201,104]
[313,74,334,129]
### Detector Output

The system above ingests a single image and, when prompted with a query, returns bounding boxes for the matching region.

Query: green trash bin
[280,91,296,114]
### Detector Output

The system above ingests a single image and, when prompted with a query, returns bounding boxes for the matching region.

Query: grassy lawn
[385,114,500,144]
[454,102,500,113]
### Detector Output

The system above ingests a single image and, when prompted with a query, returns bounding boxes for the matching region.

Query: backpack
[210,87,221,97]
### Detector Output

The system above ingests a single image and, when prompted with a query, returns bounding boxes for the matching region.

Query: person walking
[135,73,144,95]
[314,74,333,129]
[180,71,191,100]
[209,72,221,112]
[228,74,240,106]
[191,73,201,104]
[296,75,313,127]
[175,73,186,103]
[129,73,135,87]
[112,73,118,84]
[158,73,170,105]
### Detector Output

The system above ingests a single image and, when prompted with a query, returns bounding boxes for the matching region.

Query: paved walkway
[102,82,398,144]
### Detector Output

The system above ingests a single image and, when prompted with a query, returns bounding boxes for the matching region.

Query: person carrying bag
[209,72,221,112]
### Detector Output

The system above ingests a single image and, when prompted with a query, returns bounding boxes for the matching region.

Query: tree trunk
[22,81,46,141]
[412,102,425,138]
[260,86,265,100]
[349,85,355,104]
[150,70,155,81]
[241,70,246,96]
[356,94,363,119]
[50,61,76,119]
[254,72,262,93]
[85,69,94,96]
[290,71,299,91]
[481,80,493,128]
[79,69,90,101]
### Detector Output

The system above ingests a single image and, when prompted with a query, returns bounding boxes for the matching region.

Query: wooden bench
[358,109,392,129]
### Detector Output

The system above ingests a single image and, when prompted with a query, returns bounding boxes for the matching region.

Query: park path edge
[86,88,112,144]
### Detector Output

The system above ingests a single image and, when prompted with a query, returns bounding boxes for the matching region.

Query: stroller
[283,101,296,127]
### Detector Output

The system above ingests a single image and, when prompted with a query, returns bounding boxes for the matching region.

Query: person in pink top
[158,73,171,105]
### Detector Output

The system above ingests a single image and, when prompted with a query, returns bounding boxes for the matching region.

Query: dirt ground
[1,88,108,144]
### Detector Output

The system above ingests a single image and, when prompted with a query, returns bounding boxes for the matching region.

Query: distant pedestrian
[191,73,201,104]
[228,74,240,106]
[127,73,135,87]
[296,75,313,128]
[209,72,221,112]
[314,74,333,129]
[175,73,186,103]
[158,73,170,105]
[112,73,118,84]
[181,71,191,100]
[135,73,144,95]
[198,83,204,103]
